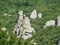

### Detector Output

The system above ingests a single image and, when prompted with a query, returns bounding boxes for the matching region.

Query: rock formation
[30,10,37,19]
[14,11,35,40]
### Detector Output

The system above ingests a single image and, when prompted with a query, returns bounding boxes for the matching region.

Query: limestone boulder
[44,20,55,28]
[30,10,37,19]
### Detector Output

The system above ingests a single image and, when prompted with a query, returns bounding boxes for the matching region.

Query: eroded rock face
[57,16,60,27]
[44,20,55,28]
[30,10,37,19]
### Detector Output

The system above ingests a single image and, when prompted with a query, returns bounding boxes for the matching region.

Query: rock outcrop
[30,10,37,19]
[14,11,35,40]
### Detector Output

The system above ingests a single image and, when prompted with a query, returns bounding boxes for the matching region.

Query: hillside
[0,0,60,45]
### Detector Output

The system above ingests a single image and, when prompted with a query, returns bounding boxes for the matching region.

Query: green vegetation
[0,0,60,45]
